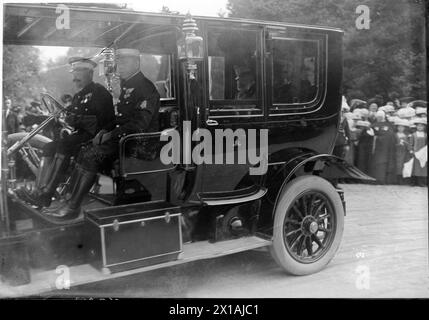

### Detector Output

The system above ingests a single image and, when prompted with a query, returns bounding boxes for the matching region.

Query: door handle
[206,119,219,126]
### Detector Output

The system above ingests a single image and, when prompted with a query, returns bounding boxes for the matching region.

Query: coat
[6,110,20,134]
[356,128,374,175]
[105,71,161,140]
[410,131,427,177]
[395,132,412,176]
[65,81,115,137]
[369,122,396,184]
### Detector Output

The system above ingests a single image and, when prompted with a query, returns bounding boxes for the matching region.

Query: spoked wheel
[270,175,344,275]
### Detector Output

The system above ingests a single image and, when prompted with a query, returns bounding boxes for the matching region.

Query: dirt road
[49,184,429,298]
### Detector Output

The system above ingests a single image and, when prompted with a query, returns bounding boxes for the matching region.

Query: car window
[207,26,262,117]
[272,38,319,105]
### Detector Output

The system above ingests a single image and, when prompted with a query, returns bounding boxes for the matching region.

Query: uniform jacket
[66,81,115,136]
[107,71,160,140]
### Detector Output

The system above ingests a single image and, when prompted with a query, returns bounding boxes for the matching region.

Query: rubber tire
[269,175,344,275]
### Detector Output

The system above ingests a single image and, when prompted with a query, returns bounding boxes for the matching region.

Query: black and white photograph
[0,0,427,302]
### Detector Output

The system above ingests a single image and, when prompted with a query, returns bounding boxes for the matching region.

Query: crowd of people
[334,96,427,187]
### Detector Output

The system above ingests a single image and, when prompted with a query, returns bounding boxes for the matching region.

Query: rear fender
[270,152,374,218]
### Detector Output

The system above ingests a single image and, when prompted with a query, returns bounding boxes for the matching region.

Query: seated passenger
[236,69,256,100]
[18,57,115,208]
[43,48,161,221]
[274,66,295,103]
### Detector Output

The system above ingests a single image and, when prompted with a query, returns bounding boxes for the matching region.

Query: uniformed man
[18,57,115,208]
[45,48,160,220]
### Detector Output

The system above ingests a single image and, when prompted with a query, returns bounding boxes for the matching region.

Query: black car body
[0,4,372,294]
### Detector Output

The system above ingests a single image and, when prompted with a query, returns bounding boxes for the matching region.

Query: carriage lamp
[177,13,204,64]
[99,48,116,92]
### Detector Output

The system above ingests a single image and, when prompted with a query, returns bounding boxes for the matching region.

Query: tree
[227,0,426,101]
[3,45,44,105]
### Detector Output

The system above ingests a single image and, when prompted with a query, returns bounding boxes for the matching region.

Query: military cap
[69,57,97,72]
[116,48,140,58]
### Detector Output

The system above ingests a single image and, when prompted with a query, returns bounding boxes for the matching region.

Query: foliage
[227,0,427,101]
[3,46,44,106]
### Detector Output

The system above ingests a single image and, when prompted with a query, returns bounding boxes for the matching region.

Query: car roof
[4,3,343,47]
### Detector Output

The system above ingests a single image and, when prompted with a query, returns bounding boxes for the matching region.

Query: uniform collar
[122,71,142,87]
[77,81,95,95]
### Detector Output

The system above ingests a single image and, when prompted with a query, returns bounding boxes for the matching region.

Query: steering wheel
[40,93,66,115]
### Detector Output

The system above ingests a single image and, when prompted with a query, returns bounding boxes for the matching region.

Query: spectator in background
[333,101,352,159]
[5,97,21,134]
[394,118,412,185]
[369,110,396,184]
[410,118,427,187]
[350,99,367,111]
[368,103,378,124]
[345,111,361,165]
[355,120,374,175]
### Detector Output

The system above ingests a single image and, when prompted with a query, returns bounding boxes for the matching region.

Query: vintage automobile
[1,3,372,296]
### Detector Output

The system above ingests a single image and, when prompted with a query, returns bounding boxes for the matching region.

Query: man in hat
[18,57,115,208]
[5,97,20,134]
[45,48,160,220]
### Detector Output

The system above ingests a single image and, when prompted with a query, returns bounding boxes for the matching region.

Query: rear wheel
[270,175,344,275]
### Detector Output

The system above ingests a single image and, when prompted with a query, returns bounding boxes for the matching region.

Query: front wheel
[269,175,344,275]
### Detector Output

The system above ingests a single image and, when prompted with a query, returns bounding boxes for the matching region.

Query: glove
[92,129,107,146]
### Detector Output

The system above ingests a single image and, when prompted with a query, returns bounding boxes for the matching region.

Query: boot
[17,156,53,207]
[43,166,97,221]
[19,154,68,208]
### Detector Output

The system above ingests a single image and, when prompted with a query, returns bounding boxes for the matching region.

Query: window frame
[267,30,327,116]
[204,23,265,120]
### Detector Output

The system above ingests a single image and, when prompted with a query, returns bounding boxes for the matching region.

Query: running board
[0,236,272,297]
[201,188,267,206]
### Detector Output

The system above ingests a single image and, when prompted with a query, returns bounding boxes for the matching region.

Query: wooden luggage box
[84,201,182,274]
